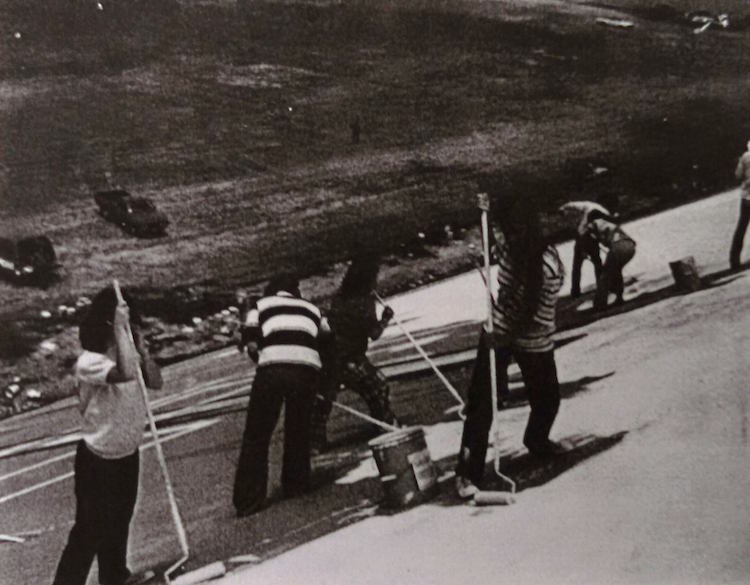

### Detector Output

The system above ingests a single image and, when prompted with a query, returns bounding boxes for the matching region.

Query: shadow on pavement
[430,431,628,507]
[502,371,616,408]
[488,431,628,493]
[558,265,746,331]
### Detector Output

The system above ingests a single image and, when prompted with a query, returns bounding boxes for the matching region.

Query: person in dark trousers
[309,255,398,453]
[456,199,566,499]
[52,286,162,585]
[730,140,750,269]
[583,211,636,311]
[233,274,330,517]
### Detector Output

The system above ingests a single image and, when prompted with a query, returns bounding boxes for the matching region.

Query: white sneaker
[455,476,479,499]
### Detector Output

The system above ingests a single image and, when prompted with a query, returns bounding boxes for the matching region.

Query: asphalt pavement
[1,188,748,584]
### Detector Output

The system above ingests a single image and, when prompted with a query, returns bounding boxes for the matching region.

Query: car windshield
[130,199,156,212]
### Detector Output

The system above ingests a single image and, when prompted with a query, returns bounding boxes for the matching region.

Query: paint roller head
[443,404,467,421]
[170,561,226,585]
[472,491,516,506]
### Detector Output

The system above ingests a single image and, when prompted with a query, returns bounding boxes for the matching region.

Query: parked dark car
[0,236,60,286]
[94,189,169,237]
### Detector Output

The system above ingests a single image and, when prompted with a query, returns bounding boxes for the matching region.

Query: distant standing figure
[730,140,750,269]
[309,255,398,452]
[584,212,636,311]
[52,286,162,585]
[558,200,616,297]
[350,116,361,145]
[233,274,330,517]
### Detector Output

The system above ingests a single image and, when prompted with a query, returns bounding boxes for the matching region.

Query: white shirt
[76,351,147,459]
[559,201,611,235]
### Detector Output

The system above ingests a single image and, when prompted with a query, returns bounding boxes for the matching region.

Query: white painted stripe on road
[151,374,248,409]
[0,451,75,484]
[0,470,75,505]
[0,417,219,463]
[0,432,82,460]
[0,419,220,505]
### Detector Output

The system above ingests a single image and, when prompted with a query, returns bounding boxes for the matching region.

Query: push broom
[113,281,225,584]
[372,291,466,419]
[475,194,516,505]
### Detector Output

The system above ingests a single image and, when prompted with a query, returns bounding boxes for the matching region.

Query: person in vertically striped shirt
[233,273,330,517]
[456,198,566,499]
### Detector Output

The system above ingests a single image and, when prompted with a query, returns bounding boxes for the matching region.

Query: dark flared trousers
[233,364,318,514]
[456,333,560,485]
[52,441,139,585]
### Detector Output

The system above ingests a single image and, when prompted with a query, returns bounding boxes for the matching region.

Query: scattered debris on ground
[687,10,730,34]
[596,16,635,29]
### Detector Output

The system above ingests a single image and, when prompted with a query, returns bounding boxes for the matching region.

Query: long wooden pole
[113,280,189,583]
[373,291,465,416]
[477,196,516,494]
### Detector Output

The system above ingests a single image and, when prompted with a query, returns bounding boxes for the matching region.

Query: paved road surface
[1,188,747,584]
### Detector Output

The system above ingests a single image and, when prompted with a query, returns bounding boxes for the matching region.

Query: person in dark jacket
[309,255,398,453]
[233,274,330,517]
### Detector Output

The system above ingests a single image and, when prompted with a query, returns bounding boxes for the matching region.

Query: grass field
[1,0,749,317]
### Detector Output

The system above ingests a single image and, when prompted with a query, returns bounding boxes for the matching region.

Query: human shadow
[553,332,589,350]
[557,264,747,331]
[486,431,627,493]
[431,431,628,507]
[502,371,616,408]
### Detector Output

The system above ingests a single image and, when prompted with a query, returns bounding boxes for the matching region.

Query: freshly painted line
[0,417,217,466]
[0,451,75,484]
[152,374,248,409]
[0,419,220,505]
[0,470,75,505]
[0,432,82,460]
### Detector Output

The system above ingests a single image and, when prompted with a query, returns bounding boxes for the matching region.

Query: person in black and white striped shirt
[233,274,330,517]
[456,198,567,499]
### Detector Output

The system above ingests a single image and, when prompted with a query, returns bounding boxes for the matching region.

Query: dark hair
[264,273,300,297]
[496,197,547,320]
[79,286,141,353]
[340,255,380,298]
[598,192,620,215]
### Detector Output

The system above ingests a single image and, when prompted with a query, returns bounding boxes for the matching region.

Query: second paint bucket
[368,426,439,508]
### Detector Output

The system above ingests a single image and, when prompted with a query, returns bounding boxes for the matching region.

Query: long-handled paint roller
[112,281,194,584]
[476,194,516,505]
[372,291,466,419]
